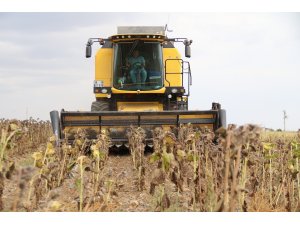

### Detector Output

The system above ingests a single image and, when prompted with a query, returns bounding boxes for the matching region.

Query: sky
[0,12,299,130]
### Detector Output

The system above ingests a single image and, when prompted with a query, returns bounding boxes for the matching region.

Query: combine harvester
[50,26,226,147]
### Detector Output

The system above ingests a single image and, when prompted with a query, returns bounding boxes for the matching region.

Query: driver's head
[133,50,139,58]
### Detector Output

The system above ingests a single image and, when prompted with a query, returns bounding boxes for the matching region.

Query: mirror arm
[165,38,193,45]
[85,38,108,58]
[86,38,93,46]
[164,38,193,58]
[87,38,109,46]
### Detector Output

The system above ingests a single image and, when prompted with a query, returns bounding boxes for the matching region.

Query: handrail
[164,59,192,96]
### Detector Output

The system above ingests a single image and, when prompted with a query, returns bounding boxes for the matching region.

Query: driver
[126,50,147,84]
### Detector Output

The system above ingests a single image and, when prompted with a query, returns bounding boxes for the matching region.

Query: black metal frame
[165,87,185,94]
[94,87,112,94]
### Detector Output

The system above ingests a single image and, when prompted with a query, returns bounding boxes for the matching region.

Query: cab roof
[117,26,165,35]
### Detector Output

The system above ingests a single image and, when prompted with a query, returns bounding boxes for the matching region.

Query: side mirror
[86,44,92,58]
[185,45,191,58]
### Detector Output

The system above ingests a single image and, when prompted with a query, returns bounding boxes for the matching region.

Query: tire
[91,100,109,111]
[169,101,178,110]
[178,102,188,110]
[167,101,188,110]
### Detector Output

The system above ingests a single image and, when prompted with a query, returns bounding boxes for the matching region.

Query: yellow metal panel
[117,102,163,111]
[95,48,113,87]
[113,38,164,42]
[101,115,137,120]
[64,116,99,121]
[179,114,214,119]
[141,115,176,120]
[110,34,166,42]
[95,93,109,98]
[163,48,182,87]
[111,87,166,94]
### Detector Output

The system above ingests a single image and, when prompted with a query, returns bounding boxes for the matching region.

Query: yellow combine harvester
[50,26,226,145]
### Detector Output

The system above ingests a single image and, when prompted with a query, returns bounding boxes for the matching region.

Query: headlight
[101,88,107,93]
[168,94,172,99]
[171,88,178,93]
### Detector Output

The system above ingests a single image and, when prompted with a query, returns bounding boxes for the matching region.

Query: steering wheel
[131,62,143,69]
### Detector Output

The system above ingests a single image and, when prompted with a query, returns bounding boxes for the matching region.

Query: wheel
[91,100,109,111]
[169,101,178,110]
[168,100,188,110]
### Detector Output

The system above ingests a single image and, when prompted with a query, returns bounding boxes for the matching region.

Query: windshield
[113,42,163,91]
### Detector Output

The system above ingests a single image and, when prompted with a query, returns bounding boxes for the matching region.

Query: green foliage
[150,152,160,163]
[262,142,274,151]
[162,152,174,172]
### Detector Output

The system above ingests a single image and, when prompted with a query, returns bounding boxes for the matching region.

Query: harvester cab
[50,26,226,145]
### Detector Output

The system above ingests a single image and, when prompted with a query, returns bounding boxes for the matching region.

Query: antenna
[164,24,173,36]
[283,110,288,131]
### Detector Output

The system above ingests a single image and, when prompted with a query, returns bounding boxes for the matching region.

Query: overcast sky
[0,13,299,130]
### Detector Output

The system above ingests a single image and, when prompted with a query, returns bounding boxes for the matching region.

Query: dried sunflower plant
[1,118,300,212]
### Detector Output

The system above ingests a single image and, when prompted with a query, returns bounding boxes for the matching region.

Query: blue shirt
[128,56,145,67]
